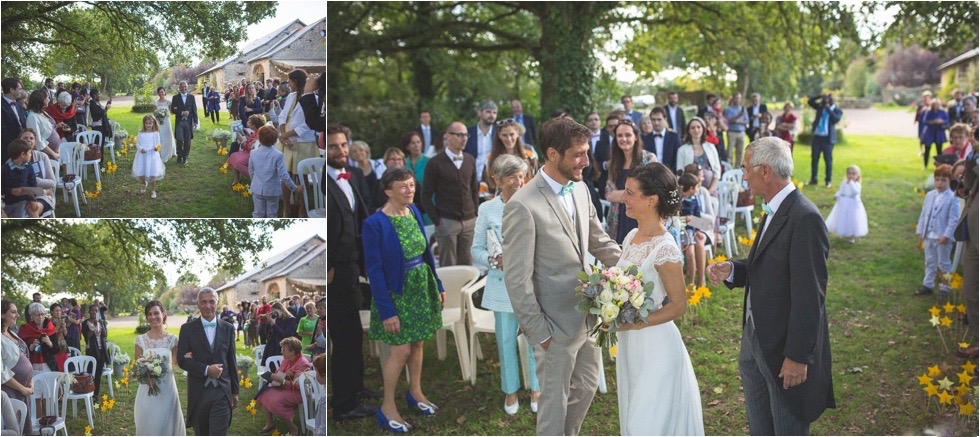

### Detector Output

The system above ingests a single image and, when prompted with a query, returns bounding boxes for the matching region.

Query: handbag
[83,143,102,161]
[39,416,58,426]
[736,182,754,207]
[71,373,95,394]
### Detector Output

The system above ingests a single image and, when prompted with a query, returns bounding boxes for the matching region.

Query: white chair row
[296,157,325,218]
[296,370,324,435]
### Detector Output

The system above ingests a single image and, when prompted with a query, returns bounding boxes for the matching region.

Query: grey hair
[197,287,219,302]
[27,302,46,316]
[746,137,793,180]
[751,93,761,99]
[491,153,528,181]
[477,99,497,112]
[178,81,188,86]
[57,92,72,106]
[350,140,371,154]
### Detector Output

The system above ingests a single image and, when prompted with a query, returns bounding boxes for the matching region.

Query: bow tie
[653,134,663,139]
[202,320,217,328]
[452,155,464,162]
[762,203,774,215]
[336,171,352,181]
[559,182,575,196]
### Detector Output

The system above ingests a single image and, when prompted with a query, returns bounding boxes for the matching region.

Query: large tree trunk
[410,4,435,112]
[533,3,610,122]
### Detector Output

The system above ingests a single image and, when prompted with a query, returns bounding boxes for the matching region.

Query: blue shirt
[723,105,748,132]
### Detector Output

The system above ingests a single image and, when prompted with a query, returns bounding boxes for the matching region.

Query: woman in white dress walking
[155,87,176,163]
[134,300,186,435]
[613,162,705,436]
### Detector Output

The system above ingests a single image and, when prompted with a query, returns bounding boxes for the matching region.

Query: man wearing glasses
[423,122,480,266]
[465,100,498,178]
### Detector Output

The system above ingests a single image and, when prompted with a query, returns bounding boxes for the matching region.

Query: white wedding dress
[134,333,186,436]
[615,230,705,436]
[155,100,176,162]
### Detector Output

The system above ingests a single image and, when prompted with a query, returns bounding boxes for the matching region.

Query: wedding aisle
[327,133,978,436]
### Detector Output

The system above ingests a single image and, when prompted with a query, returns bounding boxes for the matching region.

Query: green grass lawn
[60,325,305,436]
[54,108,257,217]
[327,134,978,435]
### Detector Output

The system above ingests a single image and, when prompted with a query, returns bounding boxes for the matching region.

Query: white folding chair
[721,169,754,235]
[67,346,81,357]
[259,355,284,391]
[8,396,26,434]
[716,182,739,259]
[74,130,103,185]
[103,136,116,165]
[63,356,96,429]
[29,372,69,436]
[434,266,478,381]
[296,372,320,435]
[254,345,267,376]
[56,142,87,217]
[461,276,493,385]
[103,342,115,397]
[297,157,325,218]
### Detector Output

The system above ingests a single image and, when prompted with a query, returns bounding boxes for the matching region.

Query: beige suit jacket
[502,171,621,345]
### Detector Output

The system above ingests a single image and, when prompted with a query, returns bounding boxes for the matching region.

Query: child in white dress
[133,115,166,198]
[825,164,868,242]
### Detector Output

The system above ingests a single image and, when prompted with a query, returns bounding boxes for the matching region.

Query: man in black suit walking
[171,81,199,164]
[201,81,212,120]
[177,288,240,436]
[326,124,379,420]
[1,78,26,163]
[707,137,834,435]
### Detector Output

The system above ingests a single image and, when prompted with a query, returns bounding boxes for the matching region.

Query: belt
[404,255,425,270]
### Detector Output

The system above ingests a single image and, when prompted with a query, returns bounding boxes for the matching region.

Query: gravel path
[837,108,916,138]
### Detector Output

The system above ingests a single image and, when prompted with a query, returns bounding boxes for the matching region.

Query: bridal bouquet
[133,351,169,396]
[153,107,168,122]
[575,265,656,348]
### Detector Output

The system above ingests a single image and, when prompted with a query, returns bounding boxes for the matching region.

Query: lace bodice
[617,230,684,308]
[136,332,178,354]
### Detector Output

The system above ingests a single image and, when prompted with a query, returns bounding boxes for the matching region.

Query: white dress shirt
[650,129,666,159]
[445,148,464,170]
[200,316,219,386]
[278,92,315,142]
[541,170,576,222]
[328,167,356,210]
[475,126,494,177]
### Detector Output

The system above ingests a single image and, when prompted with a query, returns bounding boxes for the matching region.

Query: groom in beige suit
[503,117,621,435]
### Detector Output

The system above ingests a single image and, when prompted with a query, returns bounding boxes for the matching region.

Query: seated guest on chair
[363,167,445,433]
[255,337,312,436]
[2,139,52,218]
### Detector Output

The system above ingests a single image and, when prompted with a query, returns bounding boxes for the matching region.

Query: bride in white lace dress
[134,301,186,435]
[155,87,176,162]
[614,163,704,436]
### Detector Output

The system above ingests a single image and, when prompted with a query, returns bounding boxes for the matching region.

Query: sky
[234,1,326,55]
[158,219,325,287]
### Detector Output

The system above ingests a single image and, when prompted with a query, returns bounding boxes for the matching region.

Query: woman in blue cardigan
[362,166,444,433]
[470,154,540,415]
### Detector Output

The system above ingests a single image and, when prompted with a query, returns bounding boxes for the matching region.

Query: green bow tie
[202,320,217,328]
[762,203,774,215]
[559,182,574,196]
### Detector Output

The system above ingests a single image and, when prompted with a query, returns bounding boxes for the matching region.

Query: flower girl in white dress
[132,115,166,198]
[614,163,704,436]
[825,165,868,243]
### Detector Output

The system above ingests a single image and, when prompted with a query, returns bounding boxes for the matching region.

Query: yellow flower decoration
[958,370,974,385]
[938,390,954,405]
[959,402,976,416]
[962,361,976,374]
[928,306,941,317]
[943,302,955,314]
[917,373,932,386]
[957,304,968,314]
[928,365,941,377]
[923,382,939,397]
[937,377,954,391]
[940,316,953,328]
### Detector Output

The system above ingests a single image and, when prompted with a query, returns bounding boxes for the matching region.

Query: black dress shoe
[360,387,383,400]
[334,403,378,420]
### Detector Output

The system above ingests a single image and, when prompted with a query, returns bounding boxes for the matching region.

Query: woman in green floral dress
[362,167,444,433]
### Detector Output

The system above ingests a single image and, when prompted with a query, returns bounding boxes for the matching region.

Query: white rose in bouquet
[601,303,619,324]
[598,289,613,304]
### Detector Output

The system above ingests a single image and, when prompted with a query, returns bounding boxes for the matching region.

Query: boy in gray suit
[248,125,303,217]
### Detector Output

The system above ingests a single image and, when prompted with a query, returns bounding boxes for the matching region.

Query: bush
[131,104,156,113]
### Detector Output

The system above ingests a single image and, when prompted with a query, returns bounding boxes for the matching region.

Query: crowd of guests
[328,90,980,430]
[914,90,979,169]
[0,70,326,218]
[1,291,328,436]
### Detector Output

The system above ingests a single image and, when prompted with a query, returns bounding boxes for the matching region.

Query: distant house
[215,235,326,306]
[938,48,979,87]
[197,18,326,88]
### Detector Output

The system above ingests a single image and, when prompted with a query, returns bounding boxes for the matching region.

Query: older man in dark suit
[1,78,26,163]
[325,124,379,420]
[171,80,199,165]
[708,137,834,435]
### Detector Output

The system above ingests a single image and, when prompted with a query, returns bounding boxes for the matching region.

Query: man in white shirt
[465,99,498,178]
[416,110,438,156]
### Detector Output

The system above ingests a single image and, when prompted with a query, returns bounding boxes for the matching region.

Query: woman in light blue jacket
[471,154,540,415]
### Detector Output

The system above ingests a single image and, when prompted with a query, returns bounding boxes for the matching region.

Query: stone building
[197,18,326,88]
[215,235,325,306]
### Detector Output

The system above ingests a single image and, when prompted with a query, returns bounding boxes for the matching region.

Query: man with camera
[807,94,843,189]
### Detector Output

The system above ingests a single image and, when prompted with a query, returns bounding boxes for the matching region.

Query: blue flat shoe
[375,409,410,433]
[405,391,438,415]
